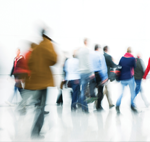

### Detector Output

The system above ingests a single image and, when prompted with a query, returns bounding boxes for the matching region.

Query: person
[90,44,108,111]
[64,53,80,111]
[116,47,137,113]
[103,46,117,108]
[6,48,29,106]
[134,54,149,107]
[143,57,150,79]
[56,56,68,106]
[16,29,57,139]
[75,38,93,113]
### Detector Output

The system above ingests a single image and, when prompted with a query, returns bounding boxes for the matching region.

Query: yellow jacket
[25,36,57,90]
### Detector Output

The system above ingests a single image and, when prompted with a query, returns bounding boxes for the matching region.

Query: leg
[8,85,18,103]
[104,83,114,108]
[96,85,104,110]
[135,80,141,97]
[70,80,80,110]
[128,78,136,108]
[31,89,47,138]
[80,73,90,112]
[116,81,126,107]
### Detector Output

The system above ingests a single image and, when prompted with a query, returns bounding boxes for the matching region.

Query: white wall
[0,0,150,75]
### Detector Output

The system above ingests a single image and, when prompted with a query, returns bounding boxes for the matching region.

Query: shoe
[131,106,138,113]
[71,107,77,111]
[56,102,63,106]
[109,105,115,109]
[97,106,104,111]
[44,111,49,115]
[82,109,89,114]
[116,106,120,114]
[31,135,45,140]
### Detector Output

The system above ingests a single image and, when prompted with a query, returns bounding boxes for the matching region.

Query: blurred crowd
[5,27,150,140]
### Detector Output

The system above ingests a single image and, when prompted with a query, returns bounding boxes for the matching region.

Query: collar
[124,53,134,58]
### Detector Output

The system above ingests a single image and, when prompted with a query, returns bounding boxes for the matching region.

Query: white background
[0,0,150,75]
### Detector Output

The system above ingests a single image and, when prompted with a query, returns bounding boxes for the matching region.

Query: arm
[143,58,150,79]
[45,41,58,66]
[108,55,117,68]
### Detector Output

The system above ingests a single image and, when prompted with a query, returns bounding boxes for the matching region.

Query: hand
[101,78,108,85]
[89,74,95,79]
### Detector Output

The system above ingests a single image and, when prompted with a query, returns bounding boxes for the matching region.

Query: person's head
[137,52,141,58]
[84,38,88,46]
[16,48,20,56]
[103,46,108,52]
[95,44,100,51]
[127,47,132,53]
[41,28,52,41]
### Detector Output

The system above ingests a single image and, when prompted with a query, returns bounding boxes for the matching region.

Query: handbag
[109,66,122,82]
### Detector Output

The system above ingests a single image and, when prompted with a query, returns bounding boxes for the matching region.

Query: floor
[1,75,150,141]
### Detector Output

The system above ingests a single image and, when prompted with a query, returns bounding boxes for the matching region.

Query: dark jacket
[134,58,145,80]
[103,52,117,77]
[119,54,136,80]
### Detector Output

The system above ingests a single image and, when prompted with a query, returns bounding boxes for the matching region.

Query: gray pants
[15,89,47,139]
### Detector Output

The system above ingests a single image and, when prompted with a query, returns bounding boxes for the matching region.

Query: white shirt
[64,57,80,80]
[77,46,92,74]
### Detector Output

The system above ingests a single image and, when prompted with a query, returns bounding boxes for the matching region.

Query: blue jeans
[79,73,91,111]
[116,77,136,107]
[135,79,142,97]
[68,80,80,109]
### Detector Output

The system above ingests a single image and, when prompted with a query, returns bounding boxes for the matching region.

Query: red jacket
[143,58,150,79]
[10,55,30,76]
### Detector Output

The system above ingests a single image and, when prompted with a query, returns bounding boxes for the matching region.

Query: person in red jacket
[143,57,150,79]
[6,48,29,106]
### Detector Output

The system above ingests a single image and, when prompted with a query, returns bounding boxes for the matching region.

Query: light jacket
[90,51,108,81]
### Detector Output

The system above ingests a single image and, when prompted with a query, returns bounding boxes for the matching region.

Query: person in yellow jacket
[16,29,57,139]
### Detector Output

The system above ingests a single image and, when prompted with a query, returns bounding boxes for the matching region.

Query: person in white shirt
[75,38,93,113]
[64,54,80,111]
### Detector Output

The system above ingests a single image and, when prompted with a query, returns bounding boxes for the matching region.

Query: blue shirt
[90,51,108,81]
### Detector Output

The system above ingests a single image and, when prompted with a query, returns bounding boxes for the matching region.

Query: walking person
[56,56,68,106]
[16,28,57,139]
[103,46,117,108]
[134,53,149,107]
[116,47,137,113]
[6,48,29,106]
[75,38,93,113]
[90,44,108,111]
[64,53,80,111]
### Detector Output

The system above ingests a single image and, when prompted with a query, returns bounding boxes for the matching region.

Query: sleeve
[138,59,145,75]
[10,60,15,76]
[143,58,150,79]
[108,55,117,68]
[10,66,14,76]
[45,42,58,66]
[133,58,136,68]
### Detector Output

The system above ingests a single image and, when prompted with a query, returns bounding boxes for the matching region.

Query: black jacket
[103,52,117,75]
[134,58,145,80]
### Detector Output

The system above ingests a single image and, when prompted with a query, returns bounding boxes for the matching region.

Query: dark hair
[103,46,108,52]
[41,29,53,41]
[95,44,100,51]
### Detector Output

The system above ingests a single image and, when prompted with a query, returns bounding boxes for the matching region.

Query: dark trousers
[95,71,104,109]
[68,80,80,109]
[56,90,63,104]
